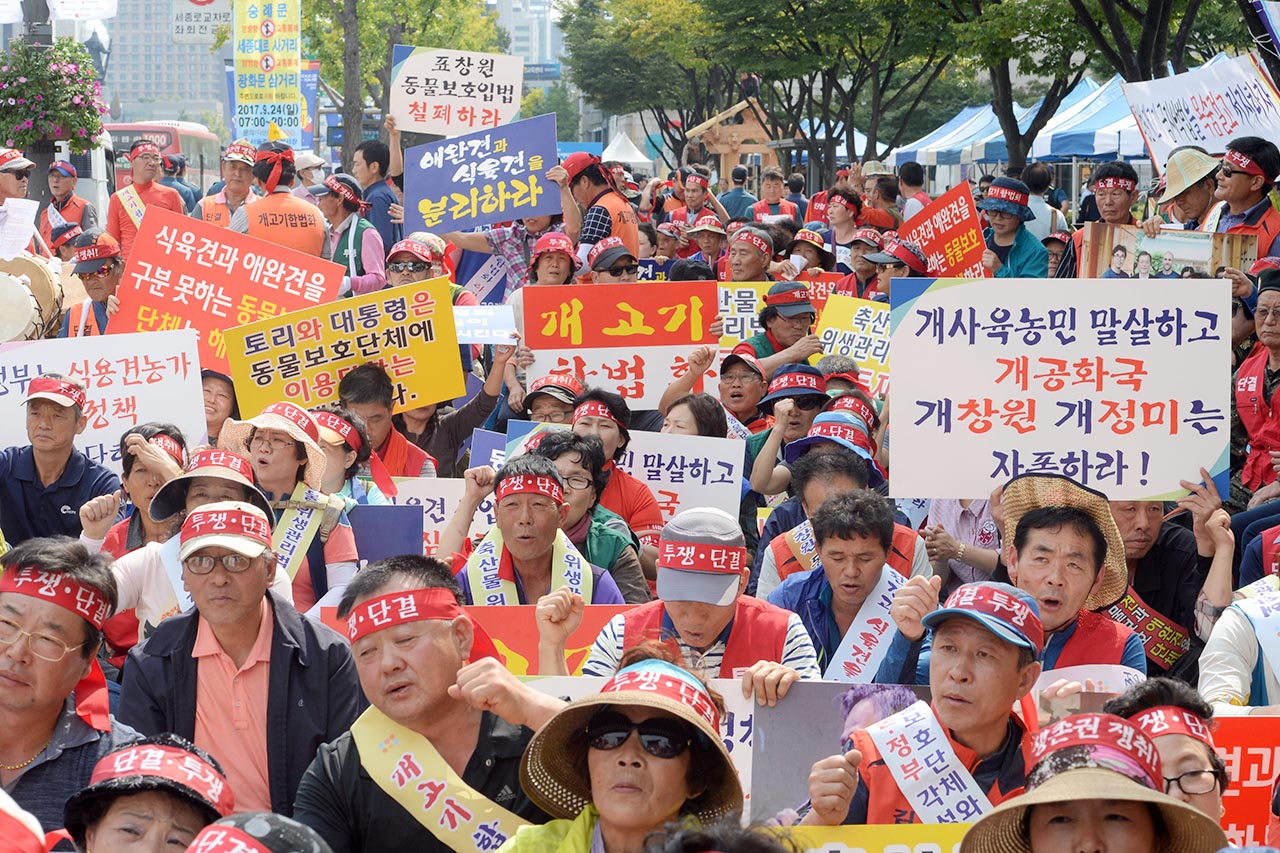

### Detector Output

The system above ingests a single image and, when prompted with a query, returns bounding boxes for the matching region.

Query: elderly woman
[528,431,651,604]
[660,393,729,438]
[63,734,234,853]
[220,401,358,615]
[500,646,743,853]
[959,713,1227,853]
[310,404,392,508]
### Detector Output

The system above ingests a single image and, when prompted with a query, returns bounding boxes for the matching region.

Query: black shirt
[293,711,550,853]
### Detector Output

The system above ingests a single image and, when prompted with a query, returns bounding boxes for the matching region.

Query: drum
[0,252,63,339]
[0,271,40,341]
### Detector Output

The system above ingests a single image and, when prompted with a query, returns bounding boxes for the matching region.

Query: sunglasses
[585,712,693,759]
[75,263,117,281]
[387,261,430,273]
[606,263,640,277]
[7,170,32,181]
[788,395,826,410]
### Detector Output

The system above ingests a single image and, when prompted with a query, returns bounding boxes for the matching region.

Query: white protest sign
[390,476,495,556]
[171,0,232,43]
[389,46,523,135]
[1121,54,1280,167]
[0,331,205,473]
[453,304,517,343]
[0,0,21,23]
[616,430,743,525]
[0,199,39,260]
[1035,664,1146,694]
[889,277,1230,500]
[824,566,903,681]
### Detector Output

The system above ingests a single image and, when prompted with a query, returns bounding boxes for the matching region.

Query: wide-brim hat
[218,404,327,490]
[957,767,1227,853]
[1000,472,1127,610]
[978,177,1036,221]
[150,450,273,522]
[1157,148,1220,204]
[862,159,892,177]
[190,813,334,853]
[519,665,743,823]
[785,230,836,270]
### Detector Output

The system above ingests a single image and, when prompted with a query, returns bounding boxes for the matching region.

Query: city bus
[105,121,222,193]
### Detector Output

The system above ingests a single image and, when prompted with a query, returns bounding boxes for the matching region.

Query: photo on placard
[750,682,930,823]
[1078,222,1259,280]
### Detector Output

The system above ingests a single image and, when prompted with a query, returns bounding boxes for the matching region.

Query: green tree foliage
[1065,0,1250,80]
[520,82,581,139]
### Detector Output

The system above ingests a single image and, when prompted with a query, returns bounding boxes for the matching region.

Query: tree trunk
[339,0,362,170]
[1238,0,1280,85]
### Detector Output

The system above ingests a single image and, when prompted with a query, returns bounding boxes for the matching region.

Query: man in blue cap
[39,160,97,251]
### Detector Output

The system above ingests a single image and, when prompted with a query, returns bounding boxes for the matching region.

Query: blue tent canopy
[962,77,1101,163]
[888,105,986,167]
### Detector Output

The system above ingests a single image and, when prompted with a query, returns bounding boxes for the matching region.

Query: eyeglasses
[530,409,570,423]
[1255,307,1280,322]
[783,395,826,411]
[183,553,261,574]
[6,170,32,181]
[387,261,430,274]
[562,474,592,491]
[720,372,762,385]
[606,263,640,277]
[74,264,116,281]
[0,617,83,662]
[1163,769,1222,796]
[585,713,692,759]
[250,432,298,451]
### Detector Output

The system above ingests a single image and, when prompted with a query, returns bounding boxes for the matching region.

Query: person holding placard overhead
[799,580,1044,826]
[105,140,185,262]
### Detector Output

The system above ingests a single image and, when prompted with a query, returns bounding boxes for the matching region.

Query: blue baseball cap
[922,581,1044,655]
[759,363,827,409]
[783,412,874,464]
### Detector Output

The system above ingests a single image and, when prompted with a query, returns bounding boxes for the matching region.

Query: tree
[1066,0,1250,80]
[520,83,580,139]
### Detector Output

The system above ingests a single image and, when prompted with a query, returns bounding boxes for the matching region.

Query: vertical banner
[889,278,1230,499]
[233,0,303,145]
[389,46,524,135]
[815,294,891,397]
[897,183,989,278]
[300,59,320,151]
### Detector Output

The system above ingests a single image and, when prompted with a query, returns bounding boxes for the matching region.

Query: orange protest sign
[1216,716,1280,847]
[898,183,990,278]
[523,281,719,407]
[116,207,345,374]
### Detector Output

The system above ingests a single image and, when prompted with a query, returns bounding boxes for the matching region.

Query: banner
[1216,716,1280,847]
[889,277,1230,499]
[389,46,523,135]
[404,114,560,233]
[453,305,518,344]
[1121,53,1280,167]
[1077,223,1258,281]
[616,430,743,525]
[225,276,464,417]
[233,0,303,145]
[786,825,970,852]
[47,0,116,18]
[470,606,631,675]
[117,208,343,375]
[0,331,205,473]
[718,282,771,351]
[523,281,720,408]
[897,182,989,278]
[171,0,231,43]
[816,294,891,397]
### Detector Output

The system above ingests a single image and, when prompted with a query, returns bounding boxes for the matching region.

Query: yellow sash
[119,183,147,228]
[351,706,529,852]
[272,482,329,581]
[464,524,593,605]
[783,520,820,574]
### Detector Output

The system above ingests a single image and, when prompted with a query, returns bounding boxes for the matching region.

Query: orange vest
[199,192,256,228]
[1235,345,1280,491]
[378,427,436,478]
[1053,609,1134,668]
[773,522,918,585]
[621,596,792,676]
[39,195,90,247]
[63,299,106,337]
[592,189,640,257]
[245,191,325,256]
[752,199,799,222]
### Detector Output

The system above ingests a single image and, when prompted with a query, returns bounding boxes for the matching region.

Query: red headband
[764,288,811,307]
[494,473,564,505]
[851,227,883,248]
[828,194,854,210]
[658,540,748,575]
[254,147,295,193]
[1031,714,1161,788]
[93,744,234,817]
[310,410,399,498]
[602,662,720,730]
[1225,148,1266,177]
[188,826,270,853]
[733,229,771,256]
[829,394,875,427]
[0,566,111,629]
[181,506,272,549]
[768,370,824,395]
[148,434,185,466]
[72,241,120,265]
[127,142,160,161]
[793,229,824,248]
[26,377,87,409]
[574,400,622,427]
[942,583,1044,654]
[324,175,371,212]
[50,225,82,250]
[260,401,320,443]
[986,184,1029,206]
[185,448,254,482]
[806,420,868,447]
[346,588,502,660]
[1094,176,1137,192]
[881,240,926,273]
[587,236,627,268]
[1132,706,1215,748]
[685,174,709,189]
[531,374,585,397]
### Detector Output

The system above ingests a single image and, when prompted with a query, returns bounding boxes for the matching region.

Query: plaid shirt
[485,222,566,300]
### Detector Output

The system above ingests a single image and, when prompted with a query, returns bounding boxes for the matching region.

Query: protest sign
[390,46,522,135]
[453,304,517,344]
[390,476,496,555]
[1122,54,1280,167]
[346,505,425,568]
[616,430,743,525]
[470,428,506,470]
[117,208,343,374]
[889,277,1230,499]
[897,182,989,278]
[1078,222,1258,280]
[0,199,38,260]
[816,294,891,397]
[524,281,720,407]
[404,114,559,233]
[785,825,970,852]
[232,0,303,144]
[637,259,673,281]
[225,276,464,417]
[718,282,771,352]
[0,331,204,473]
[172,0,231,43]
[1216,716,1280,847]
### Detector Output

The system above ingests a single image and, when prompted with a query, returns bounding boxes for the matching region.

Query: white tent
[601,132,652,169]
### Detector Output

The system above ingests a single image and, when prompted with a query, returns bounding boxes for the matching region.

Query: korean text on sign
[225,276,465,417]
[816,294,891,397]
[390,46,523,136]
[405,114,560,234]
[117,208,343,375]
[898,183,989,278]
[523,281,720,408]
[0,331,205,474]
[616,430,743,524]
[233,0,302,141]
[889,277,1230,499]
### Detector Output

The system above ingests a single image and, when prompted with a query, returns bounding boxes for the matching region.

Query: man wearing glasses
[59,229,122,338]
[587,236,640,283]
[106,139,185,262]
[1214,136,1280,258]
[0,147,34,206]
[119,500,362,815]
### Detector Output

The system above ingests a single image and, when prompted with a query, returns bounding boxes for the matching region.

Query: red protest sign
[116,208,345,374]
[1216,716,1280,847]
[898,183,990,278]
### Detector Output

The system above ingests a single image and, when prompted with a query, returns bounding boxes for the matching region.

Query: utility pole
[21,0,53,210]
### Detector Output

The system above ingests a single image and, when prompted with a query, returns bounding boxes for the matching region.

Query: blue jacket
[984,224,1048,278]
[362,180,403,249]
[767,566,838,671]
[0,445,120,544]
[749,497,807,595]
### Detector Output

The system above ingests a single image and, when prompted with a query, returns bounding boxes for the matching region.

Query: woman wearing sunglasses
[504,645,742,853]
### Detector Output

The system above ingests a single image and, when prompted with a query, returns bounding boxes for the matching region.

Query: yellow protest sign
[816,294,891,397]
[225,276,465,417]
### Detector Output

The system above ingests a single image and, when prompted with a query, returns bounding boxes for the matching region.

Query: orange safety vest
[773,522,918,585]
[1053,609,1134,668]
[63,299,106,337]
[199,191,256,228]
[39,195,90,247]
[245,191,325,256]
[1236,345,1280,491]
[592,188,640,257]
[751,199,799,222]
[621,596,792,676]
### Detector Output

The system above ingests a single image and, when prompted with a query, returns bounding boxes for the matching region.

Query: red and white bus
[105,121,222,193]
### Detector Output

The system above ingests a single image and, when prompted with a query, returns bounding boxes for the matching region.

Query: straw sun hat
[218,401,328,490]
[520,658,743,823]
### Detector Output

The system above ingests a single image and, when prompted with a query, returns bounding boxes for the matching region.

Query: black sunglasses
[607,263,640,276]
[786,395,826,410]
[585,712,692,759]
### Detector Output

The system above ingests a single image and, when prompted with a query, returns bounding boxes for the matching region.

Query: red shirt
[600,461,664,549]
[106,180,186,261]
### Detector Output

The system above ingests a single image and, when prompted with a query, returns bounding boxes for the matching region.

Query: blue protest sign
[404,113,562,233]
[347,505,427,563]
